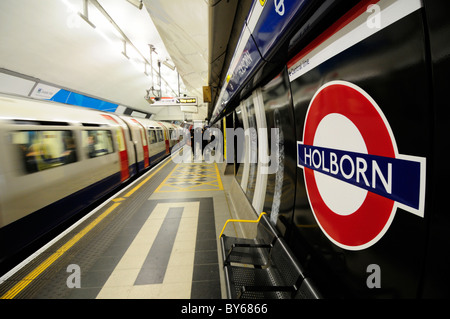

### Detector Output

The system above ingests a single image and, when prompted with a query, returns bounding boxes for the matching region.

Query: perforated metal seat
[225,266,296,299]
[224,237,320,299]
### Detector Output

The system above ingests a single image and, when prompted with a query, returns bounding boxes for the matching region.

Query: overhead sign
[177,97,197,105]
[297,81,426,250]
[203,86,211,103]
[151,97,198,106]
[29,85,119,112]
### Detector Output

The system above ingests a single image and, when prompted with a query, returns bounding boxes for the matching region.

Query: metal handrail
[218,212,267,239]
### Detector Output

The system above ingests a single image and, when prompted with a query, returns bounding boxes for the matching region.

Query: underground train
[0,94,182,269]
[211,0,450,298]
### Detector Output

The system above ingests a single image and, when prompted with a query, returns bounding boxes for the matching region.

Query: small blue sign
[50,89,118,112]
[252,0,310,59]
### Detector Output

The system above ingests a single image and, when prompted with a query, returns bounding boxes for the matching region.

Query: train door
[101,115,130,182]
[158,122,170,154]
[132,119,149,169]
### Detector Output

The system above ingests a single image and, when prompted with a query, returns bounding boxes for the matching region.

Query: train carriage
[0,93,180,267]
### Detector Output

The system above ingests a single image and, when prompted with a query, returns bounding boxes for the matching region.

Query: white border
[288,0,423,82]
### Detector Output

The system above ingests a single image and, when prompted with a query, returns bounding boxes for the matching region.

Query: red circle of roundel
[303,81,396,250]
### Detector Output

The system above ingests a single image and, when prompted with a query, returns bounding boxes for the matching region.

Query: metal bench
[220,213,279,267]
[219,213,321,299]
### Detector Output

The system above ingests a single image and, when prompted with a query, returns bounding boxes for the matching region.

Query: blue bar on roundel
[297,143,423,211]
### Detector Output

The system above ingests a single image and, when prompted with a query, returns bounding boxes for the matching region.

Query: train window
[14,120,69,126]
[12,130,77,174]
[82,130,114,158]
[156,129,164,142]
[148,129,157,144]
[81,123,103,127]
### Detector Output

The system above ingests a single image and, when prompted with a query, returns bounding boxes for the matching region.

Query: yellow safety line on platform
[1,202,121,299]
[153,162,179,193]
[214,163,224,190]
[218,212,267,239]
[124,155,173,197]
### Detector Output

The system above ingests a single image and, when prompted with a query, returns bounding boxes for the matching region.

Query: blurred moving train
[210,0,450,298]
[0,94,182,269]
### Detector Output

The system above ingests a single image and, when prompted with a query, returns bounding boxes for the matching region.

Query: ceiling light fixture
[162,59,176,71]
[60,0,179,95]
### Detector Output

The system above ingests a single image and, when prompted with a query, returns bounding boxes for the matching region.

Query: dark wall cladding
[420,0,450,298]
[227,0,450,299]
[289,9,431,299]
[222,0,450,299]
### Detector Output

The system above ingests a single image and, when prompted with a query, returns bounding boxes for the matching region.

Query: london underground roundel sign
[297,81,426,250]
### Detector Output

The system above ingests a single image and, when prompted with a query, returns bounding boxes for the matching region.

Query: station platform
[0,153,240,299]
